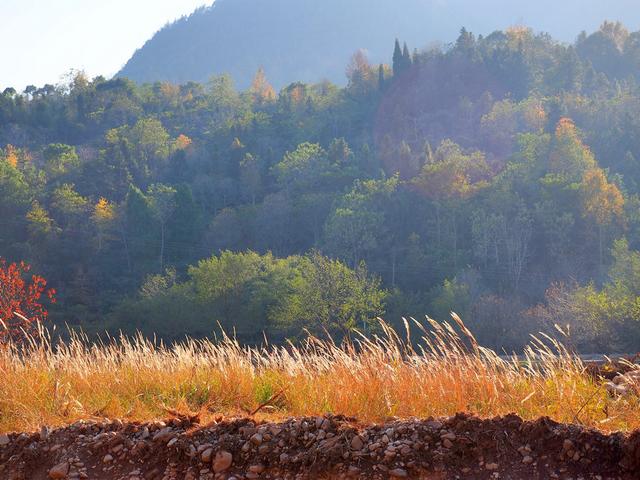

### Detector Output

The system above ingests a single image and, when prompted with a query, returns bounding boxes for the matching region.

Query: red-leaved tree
[0,258,56,342]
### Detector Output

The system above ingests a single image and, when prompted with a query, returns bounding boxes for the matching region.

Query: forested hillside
[4,23,640,351]
[118,0,640,89]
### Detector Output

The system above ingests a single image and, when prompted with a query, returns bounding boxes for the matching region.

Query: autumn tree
[549,118,596,181]
[581,167,625,268]
[250,67,276,103]
[0,259,56,342]
[173,134,193,152]
[92,197,117,251]
[346,50,374,93]
[412,140,491,268]
[4,144,18,168]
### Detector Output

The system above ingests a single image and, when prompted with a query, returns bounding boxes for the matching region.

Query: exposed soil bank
[1,413,639,479]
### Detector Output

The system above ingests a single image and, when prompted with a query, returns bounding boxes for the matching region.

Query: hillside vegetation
[4,24,640,351]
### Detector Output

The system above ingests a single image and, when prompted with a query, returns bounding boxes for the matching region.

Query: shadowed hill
[117,0,640,89]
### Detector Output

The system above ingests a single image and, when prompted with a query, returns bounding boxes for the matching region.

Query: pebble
[249,464,265,473]
[389,468,408,477]
[48,462,70,479]
[153,427,175,443]
[347,466,361,476]
[350,435,364,450]
[213,450,233,473]
[0,434,9,446]
[201,447,214,463]
[103,454,113,463]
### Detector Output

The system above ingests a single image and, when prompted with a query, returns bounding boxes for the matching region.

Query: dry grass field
[1,315,639,435]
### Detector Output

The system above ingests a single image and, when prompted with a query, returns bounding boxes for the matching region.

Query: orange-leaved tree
[0,258,56,342]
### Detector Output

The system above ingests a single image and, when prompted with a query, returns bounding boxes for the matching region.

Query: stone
[486,463,499,471]
[442,438,454,449]
[250,433,263,445]
[103,454,113,463]
[389,468,408,478]
[249,464,265,474]
[49,462,70,479]
[350,435,364,450]
[0,434,9,446]
[522,456,534,464]
[347,466,361,477]
[153,427,174,443]
[213,450,233,473]
[201,447,214,463]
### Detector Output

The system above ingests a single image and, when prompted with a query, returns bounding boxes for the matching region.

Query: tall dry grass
[0,314,638,434]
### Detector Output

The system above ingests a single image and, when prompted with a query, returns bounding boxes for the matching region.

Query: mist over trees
[4,22,640,351]
[117,0,640,89]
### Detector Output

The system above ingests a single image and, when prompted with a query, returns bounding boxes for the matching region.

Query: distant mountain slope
[118,0,640,89]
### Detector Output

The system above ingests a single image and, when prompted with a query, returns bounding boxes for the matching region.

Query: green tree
[148,183,177,270]
[274,143,329,194]
[273,252,386,337]
[392,39,404,77]
[324,176,398,267]
[43,144,80,181]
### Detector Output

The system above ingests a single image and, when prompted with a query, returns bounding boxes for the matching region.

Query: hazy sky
[0,0,213,91]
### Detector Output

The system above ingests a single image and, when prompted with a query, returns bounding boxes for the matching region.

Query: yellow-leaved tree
[250,67,276,104]
[581,167,624,267]
[5,145,18,168]
[91,197,117,251]
[549,118,596,180]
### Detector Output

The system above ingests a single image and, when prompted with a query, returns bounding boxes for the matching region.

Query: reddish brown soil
[1,413,639,480]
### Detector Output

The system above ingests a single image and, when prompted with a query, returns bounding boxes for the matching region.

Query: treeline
[2,23,640,350]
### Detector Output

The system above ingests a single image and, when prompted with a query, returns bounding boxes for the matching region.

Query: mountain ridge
[117,0,640,89]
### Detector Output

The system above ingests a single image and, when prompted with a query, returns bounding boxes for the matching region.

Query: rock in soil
[0,413,639,479]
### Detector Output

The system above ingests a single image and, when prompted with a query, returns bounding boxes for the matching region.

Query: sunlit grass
[0,314,638,434]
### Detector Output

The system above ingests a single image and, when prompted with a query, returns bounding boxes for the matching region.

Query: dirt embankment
[1,413,639,480]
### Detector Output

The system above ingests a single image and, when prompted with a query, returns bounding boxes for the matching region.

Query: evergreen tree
[378,64,385,91]
[392,39,403,77]
[456,27,476,54]
[402,42,412,70]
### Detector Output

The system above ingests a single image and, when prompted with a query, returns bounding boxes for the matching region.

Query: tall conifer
[393,39,403,76]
